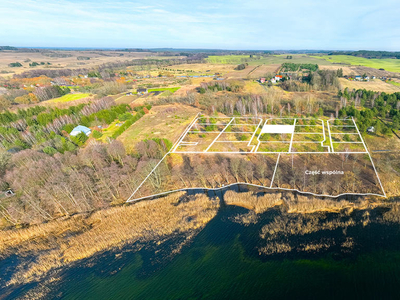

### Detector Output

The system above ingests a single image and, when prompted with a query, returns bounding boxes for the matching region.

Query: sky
[0,0,399,50]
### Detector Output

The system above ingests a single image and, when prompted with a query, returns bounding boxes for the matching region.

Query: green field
[388,80,400,87]
[147,87,181,93]
[206,54,334,66]
[97,114,136,142]
[45,93,91,103]
[313,55,400,73]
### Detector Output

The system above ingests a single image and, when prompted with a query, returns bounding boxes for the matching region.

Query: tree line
[338,88,400,134]
[329,50,400,59]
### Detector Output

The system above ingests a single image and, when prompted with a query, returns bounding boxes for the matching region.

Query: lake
[19,203,399,300]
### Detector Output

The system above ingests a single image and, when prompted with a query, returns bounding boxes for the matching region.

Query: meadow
[206,54,334,66]
[338,78,400,93]
[44,92,92,103]
[148,87,181,93]
[117,104,200,152]
[313,55,400,73]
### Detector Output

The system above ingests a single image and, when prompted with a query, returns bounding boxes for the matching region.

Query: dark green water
[7,205,400,300]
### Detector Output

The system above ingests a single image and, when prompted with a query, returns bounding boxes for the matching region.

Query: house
[260,78,266,83]
[271,78,277,84]
[126,92,133,96]
[137,88,148,94]
[367,126,375,133]
[355,75,362,81]
[70,125,91,136]
[275,75,283,81]
[4,189,15,197]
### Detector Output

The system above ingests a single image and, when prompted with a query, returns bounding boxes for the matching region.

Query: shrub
[118,112,133,121]
[92,130,103,139]
[63,124,75,134]
[43,146,58,156]
[70,132,89,146]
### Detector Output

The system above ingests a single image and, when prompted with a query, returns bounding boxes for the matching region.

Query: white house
[70,125,91,136]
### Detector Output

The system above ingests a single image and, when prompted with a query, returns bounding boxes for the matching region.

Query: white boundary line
[204,118,235,152]
[288,119,296,153]
[330,133,360,135]
[270,153,281,188]
[127,116,387,202]
[351,117,386,197]
[128,113,200,202]
[249,118,263,151]
[172,113,201,153]
[327,120,335,153]
[320,119,330,152]
[332,142,364,144]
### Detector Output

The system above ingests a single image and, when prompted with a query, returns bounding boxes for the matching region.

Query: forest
[281,63,319,72]
[330,50,400,59]
[338,88,400,134]
[0,137,171,225]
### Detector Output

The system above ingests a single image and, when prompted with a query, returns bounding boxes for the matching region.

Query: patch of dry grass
[0,192,219,286]
[339,78,400,93]
[224,191,283,213]
[117,104,200,153]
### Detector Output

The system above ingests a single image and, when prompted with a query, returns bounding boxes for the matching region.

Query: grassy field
[45,93,91,103]
[166,63,236,76]
[118,104,200,153]
[0,50,156,76]
[244,81,268,94]
[313,55,400,73]
[206,54,334,66]
[338,78,400,93]
[388,80,400,87]
[97,116,136,142]
[148,87,181,93]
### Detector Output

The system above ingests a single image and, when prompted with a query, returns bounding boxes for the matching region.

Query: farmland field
[313,55,400,73]
[44,93,91,103]
[148,87,181,93]
[206,54,334,66]
[338,78,400,93]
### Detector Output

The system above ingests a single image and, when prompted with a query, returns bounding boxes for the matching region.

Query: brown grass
[224,190,377,215]
[339,78,400,93]
[248,64,280,78]
[224,191,283,213]
[0,192,219,286]
[0,50,155,77]
[117,104,200,153]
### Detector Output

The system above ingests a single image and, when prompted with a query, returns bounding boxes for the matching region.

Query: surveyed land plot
[172,117,361,154]
[127,116,386,202]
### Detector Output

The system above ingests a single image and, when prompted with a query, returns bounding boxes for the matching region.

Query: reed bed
[0,192,219,286]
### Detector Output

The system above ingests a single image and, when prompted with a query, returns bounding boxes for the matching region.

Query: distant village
[259,73,394,84]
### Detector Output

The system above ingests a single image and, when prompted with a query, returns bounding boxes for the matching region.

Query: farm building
[260,78,266,83]
[271,78,277,84]
[275,75,283,81]
[367,126,375,133]
[70,125,91,136]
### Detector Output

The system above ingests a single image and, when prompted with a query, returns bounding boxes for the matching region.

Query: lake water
[29,203,399,300]
[5,202,400,299]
